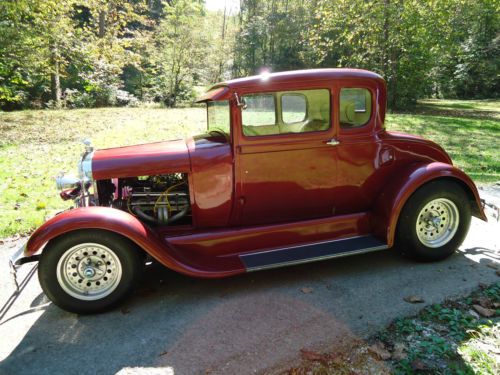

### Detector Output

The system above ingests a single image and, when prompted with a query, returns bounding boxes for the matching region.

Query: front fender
[372,162,486,247]
[25,207,243,278]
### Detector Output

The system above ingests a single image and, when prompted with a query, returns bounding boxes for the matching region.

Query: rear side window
[340,88,372,128]
[282,94,307,124]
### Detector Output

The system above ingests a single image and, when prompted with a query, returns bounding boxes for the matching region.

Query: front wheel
[39,230,143,314]
[396,180,471,261]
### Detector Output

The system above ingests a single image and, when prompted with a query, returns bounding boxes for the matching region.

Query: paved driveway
[0,190,498,375]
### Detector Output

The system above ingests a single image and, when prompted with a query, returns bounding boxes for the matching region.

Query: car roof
[218,68,383,89]
[197,68,385,102]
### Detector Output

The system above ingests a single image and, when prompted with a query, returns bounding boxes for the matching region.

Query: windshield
[207,100,230,134]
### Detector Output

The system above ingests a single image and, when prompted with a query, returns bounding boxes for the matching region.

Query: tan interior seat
[340,100,356,126]
[299,102,330,132]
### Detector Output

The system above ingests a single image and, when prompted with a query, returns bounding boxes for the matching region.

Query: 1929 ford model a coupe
[11,69,487,313]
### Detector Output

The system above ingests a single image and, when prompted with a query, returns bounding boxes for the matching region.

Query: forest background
[0,0,498,111]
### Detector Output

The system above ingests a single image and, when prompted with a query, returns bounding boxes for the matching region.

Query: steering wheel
[208,129,230,142]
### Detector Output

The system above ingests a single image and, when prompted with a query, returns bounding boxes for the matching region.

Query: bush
[63,88,96,108]
[116,89,139,107]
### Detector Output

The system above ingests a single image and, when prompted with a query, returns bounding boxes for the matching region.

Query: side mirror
[234,93,247,109]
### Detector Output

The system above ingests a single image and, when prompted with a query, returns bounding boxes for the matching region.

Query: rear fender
[372,162,486,247]
[25,207,242,278]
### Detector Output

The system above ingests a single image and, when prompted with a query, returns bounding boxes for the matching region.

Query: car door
[334,86,382,214]
[234,87,340,226]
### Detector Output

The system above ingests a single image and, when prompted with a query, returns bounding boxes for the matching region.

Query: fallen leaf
[411,359,428,371]
[404,295,425,303]
[300,348,325,362]
[486,263,498,270]
[159,351,168,357]
[479,282,488,289]
[473,304,495,317]
[478,297,493,309]
[469,309,481,319]
[0,240,4,245]
[368,342,391,360]
[301,287,314,294]
[392,343,407,361]
[493,302,500,309]
[120,307,131,315]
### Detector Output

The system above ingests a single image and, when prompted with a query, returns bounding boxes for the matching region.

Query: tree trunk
[383,0,390,75]
[98,10,106,38]
[50,45,62,108]
[216,2,228,81]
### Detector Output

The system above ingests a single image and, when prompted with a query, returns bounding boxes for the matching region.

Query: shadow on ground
[0,241,498,375]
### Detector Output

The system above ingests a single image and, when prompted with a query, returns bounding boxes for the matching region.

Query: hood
[91,139,191,180]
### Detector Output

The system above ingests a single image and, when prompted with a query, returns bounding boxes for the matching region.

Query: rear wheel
[396,180,471,261]
[39,230,143,314]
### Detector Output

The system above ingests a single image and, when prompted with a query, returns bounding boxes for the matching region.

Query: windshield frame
[206,100,231,136]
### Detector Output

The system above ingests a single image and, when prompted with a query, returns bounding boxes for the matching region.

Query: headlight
[56,173,81,190]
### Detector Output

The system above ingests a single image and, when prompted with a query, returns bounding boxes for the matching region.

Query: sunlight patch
[116,367,174,375]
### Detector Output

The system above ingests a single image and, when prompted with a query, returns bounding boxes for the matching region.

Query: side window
[339,88,372,128]
[242,88,330,137]
[242,95,276,124]
[282,94,307,124]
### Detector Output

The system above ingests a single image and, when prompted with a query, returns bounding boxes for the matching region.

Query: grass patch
[385,114,500,182]
[384,283,500,374]
[0,108,205,237]
[418,99,500,114]
[0,99,498,237]
[285,283,500,375]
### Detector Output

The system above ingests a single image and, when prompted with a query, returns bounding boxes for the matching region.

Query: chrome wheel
[416,198,460,248]
[56,243,122,301]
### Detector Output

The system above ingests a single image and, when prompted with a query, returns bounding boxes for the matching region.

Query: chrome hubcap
[56,243,122,301]
[416,198,459,248]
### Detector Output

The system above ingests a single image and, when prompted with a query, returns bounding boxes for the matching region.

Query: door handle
[326,138,340,146]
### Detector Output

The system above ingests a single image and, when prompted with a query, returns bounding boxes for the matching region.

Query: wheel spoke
[56,243,122,301]
[416,198,459,248]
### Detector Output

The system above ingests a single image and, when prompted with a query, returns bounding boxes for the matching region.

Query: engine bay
[96,173,191,226]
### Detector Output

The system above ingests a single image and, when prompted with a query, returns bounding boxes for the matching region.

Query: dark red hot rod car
[11,69,487,313]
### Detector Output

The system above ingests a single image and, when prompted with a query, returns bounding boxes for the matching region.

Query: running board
[240,235,388,272]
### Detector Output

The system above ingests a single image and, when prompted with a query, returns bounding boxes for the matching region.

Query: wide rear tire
[396,180,471,261]
[38,230,143,314]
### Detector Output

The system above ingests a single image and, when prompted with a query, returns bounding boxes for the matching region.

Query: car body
[11,69,487,313]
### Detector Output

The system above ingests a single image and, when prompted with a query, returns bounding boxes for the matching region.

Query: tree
[145,0,208,106]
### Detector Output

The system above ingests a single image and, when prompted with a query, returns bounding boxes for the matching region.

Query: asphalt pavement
[0,188,498,375]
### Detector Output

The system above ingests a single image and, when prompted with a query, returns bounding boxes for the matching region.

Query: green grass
[417,99,500,115]
[286,283,500,375]
[0,99,499,238]
[0,107,206,237]
[385,113,500,182]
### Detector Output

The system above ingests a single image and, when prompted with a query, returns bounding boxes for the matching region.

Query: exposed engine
[97,173,191,226]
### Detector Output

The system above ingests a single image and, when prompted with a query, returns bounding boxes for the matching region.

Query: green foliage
[387,283,500,375]
[0,0,498,110]
[235,0,499,109]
